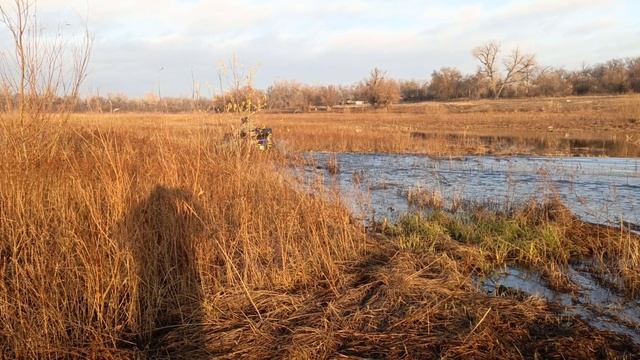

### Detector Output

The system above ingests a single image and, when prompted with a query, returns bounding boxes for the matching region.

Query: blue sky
[8,0,639,97]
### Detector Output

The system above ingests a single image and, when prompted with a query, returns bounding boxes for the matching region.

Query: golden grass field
[66,94,640,157]
[268,94,640,156]
[1,95,640,358]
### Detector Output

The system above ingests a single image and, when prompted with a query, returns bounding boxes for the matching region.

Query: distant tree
[627,57,640,93]
[473,41,537,99]
[472,41,500,97]
[496,48,536,99]
[568,65,596,95]
[428,67,463,100]
[318,85,340,107]
[399,80,428,102]
[459,72,486,99]
[598,59,629,93]
[531,68,571,97]
[363,68,401,107]
[266,80,305,110]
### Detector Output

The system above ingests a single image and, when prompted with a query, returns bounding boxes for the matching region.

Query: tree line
[2,41,638,114]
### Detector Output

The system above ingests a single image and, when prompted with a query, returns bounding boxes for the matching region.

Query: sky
[3,0,639,97]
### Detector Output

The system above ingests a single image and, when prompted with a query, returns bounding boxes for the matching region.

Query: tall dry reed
[0,122,366,357]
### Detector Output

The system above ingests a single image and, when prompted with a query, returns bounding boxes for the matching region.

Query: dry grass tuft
[407,187,444,210]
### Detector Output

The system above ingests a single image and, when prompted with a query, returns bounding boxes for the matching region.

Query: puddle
[479,265,640,344]
[300,152,640,227]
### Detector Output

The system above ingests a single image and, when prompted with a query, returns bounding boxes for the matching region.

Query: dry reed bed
[0,123,365,358]
[65,94,640,157]
[264,95,640,156]
[1,121,639,358]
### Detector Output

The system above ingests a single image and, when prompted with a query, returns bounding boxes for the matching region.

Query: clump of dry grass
[381,198,640,297]
[327,153,339,175]
[407,187,444,210]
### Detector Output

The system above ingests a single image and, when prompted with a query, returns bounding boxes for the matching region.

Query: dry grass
[0,119,366,358]
[60,94,640,157]
[381,199,640,297]
[266,94,640,156]
[53,95,640,157]
[407,187,444,210]
[1,113,639,358]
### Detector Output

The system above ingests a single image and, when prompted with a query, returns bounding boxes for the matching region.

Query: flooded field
[305,152,640,228]
[302,151,640,344]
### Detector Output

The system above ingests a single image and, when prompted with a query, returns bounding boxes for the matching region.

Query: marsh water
[305,152,640,228]
[301,151,640,343]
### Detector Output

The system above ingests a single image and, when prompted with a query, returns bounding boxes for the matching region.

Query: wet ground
[300,151,640,344]
[479,264,640,344]
[303,152,640,228]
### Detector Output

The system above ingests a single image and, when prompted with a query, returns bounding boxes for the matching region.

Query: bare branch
[495,47,536,98]
[472,41,500,97]
[0,0,93,124]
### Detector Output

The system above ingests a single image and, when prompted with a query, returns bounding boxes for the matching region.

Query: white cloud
[19,0,639,96]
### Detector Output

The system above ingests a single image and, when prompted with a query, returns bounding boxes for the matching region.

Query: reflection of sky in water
[302,152,640,227]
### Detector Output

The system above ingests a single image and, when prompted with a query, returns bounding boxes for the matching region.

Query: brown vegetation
[0,121,366,357]
[1,3,639,357]
[1,119,639,358]
[55,94,640,158]
[266,94,640,157]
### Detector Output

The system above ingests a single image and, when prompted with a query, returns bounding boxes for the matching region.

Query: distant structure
[344,100,366,106]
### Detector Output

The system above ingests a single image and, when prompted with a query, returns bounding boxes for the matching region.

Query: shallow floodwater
[480,265,640,344]
[304,152,640,228]
[300,152,640,343]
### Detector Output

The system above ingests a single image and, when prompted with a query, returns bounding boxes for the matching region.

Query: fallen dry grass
[1,113,639,358]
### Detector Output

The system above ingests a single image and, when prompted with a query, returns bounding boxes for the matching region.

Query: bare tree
[628,57,640,93]
[472,41,500,97]
[0,0,92,125]
[496,48,536,99]
[363,68,400,107]
[0,0,30,124]
[319,85,340,108]
[216,54,262,114]
[473,41,536,99]
[428,67,463,100]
